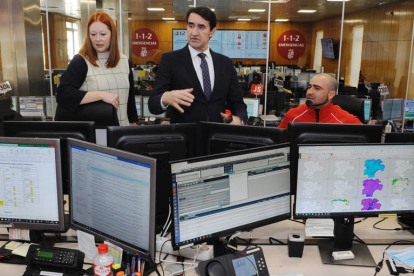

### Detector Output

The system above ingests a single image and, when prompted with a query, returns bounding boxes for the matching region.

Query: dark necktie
[198,53,211,100]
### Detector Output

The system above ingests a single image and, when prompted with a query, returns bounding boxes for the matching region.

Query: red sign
[132,28,159,58]
[251,84,264,95]
[277,30,306,60]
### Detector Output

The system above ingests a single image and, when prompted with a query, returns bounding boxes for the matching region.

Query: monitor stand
[213,237,238,258]
[318,217,376,267]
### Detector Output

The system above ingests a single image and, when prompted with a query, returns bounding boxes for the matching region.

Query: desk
[1,218,413,276]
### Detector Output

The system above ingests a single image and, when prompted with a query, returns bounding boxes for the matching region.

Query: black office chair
[332,94,365,123]
[55,101,119,128]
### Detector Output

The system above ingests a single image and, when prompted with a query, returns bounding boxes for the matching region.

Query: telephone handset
[25,244,85,271]
[198,247,269,276]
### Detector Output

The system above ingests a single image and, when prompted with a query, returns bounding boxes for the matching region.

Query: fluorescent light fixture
[248,9,266,12]
[327,0,350,1]
[128,18,132,20]
[275,19,289,21]
[162,18,175,20]
[238,18,251,21]
[147,8,165,11]
[298,10,316,13]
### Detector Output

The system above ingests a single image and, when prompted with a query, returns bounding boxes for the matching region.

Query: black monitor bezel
[170,143,291,250]
[67,138,157,260]
[198,121,286,156]
[293,143,414,219]
[0,137,65,231]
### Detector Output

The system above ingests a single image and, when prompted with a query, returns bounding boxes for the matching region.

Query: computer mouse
[206,261,227,276]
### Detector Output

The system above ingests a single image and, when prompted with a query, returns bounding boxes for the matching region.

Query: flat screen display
[363,99,372,122]
[243,98,260,118]
[382,99,404,121]
[405,99,414,120]
[143,96,165,118]
[295,144,414,218]
[135,95,142,117]
[321,38,335,59]
[19,97,44,117]
[173,29,268,59]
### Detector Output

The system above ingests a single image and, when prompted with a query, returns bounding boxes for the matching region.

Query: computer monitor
[46,96,57,118]
[243,97,260,118]
[3,121,96,194]
[363,99,372,122]
[0,137,65,231]
[265,90,286,116]
[385,132,414,143]
[11,96,17,112]
[106,124,197,231]
[142,96,165,118]
[382,99,404,121]
[198,122,286,156]
[171,144,291,253]
[19,97,44,117]
[288,123,384,195]
[405,99,414,120]
[68,139,157,263]
[299,98,306,106]
[294,143,414,266]
[135,95,142,117]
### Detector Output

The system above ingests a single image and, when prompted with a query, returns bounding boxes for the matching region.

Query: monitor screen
[3,121,96,195]
[288,123,384,195]
[142,96,165,118]
[171,144,291,250]
[321,38,335,59]
[0,137,65,231]
[19,97,44,117]
[405,99,414,120]
[363,99,372,122]
[299,98,306,106]
[173,29,269,59]
[198,122,286,156]
[69,139,156,260]
[135,95,142,117]
[11,96,17,112]
[294,144,414,218]
[106,124,197,230]
[243,98,260,118]
[46,96,57,118]
[382,99,404,121]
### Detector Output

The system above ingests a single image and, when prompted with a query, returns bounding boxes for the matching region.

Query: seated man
[278,73,362,128]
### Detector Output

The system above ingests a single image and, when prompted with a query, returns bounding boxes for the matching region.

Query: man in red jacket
[278,73,361,129]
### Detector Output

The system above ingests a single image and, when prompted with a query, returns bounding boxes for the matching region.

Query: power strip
[156,234,213,261]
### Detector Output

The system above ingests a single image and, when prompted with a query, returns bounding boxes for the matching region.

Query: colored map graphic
[361,198,381,211]
[302,181,322,198]
[362,179,383,197]
[334,160,354,179]
[392,178,411,196]
[333,180,353,197]
[394,160,414,177]
[364,159,385,178]
[391,198,410,210]
[303,161,323,179]
[331,199,351,212]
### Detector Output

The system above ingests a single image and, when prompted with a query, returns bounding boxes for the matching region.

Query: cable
[354,217,367,224]
[160,202,172,238]
[373,217,410,231]
[374,240,414,275]
[353,233,366,245]
[158,239,170,276]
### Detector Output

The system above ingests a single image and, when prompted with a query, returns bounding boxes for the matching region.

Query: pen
[138,256,141,273]
[132,257,136,274]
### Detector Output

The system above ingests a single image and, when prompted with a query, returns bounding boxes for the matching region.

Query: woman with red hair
[57,12,137,126]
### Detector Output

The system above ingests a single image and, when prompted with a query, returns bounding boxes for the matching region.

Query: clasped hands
[162,88,242,125]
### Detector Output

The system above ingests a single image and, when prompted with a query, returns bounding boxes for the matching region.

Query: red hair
[79,12,120,68]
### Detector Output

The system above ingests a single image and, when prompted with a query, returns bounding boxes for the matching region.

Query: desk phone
[25,244,84,271]
[198,247,269,276]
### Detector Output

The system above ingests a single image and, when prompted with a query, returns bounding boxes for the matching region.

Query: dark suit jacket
[148,46,248,124]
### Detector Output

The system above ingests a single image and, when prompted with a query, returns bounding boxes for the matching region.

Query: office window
[313,31,323,73]
[349,25,364,88]
[66,21,80,61]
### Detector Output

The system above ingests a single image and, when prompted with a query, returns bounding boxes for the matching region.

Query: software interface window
[382,99,404,121]
[243,98,260,118]
[295,145,414,216]
[0,143,59,223]
[19,97,44,117]
[71,145,152,251]
[171,147,290,247]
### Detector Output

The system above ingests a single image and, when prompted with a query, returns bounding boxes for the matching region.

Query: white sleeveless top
[79,52,130,126]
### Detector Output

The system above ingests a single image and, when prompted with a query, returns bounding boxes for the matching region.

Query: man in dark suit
[148,6,247,124]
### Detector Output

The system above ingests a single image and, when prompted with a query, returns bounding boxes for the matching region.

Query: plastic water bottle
[94,244,114,276]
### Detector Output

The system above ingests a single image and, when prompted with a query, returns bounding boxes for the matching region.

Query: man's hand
[220,113,243,125]
[162,88,194,113]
